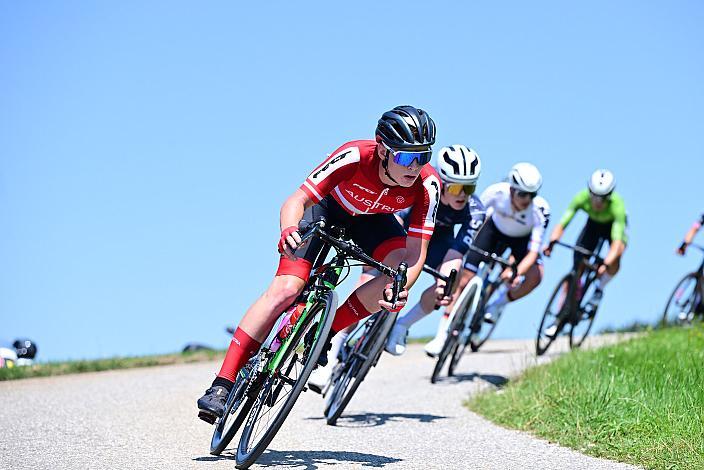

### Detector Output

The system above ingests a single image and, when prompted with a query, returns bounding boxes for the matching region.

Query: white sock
[397,301,431,329]
[328,331,349,364]
[595,273,613,290]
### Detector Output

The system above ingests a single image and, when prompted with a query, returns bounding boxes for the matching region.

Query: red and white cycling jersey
[300,140,441,240]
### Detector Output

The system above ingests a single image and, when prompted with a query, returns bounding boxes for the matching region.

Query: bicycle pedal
[198,410,217,425]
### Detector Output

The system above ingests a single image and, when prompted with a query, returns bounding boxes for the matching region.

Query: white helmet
[588,169,615,196]
[436,145,481,184]
[508,162,542,193]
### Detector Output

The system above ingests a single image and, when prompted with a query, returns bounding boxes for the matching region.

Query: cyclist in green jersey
[543,170,627,331]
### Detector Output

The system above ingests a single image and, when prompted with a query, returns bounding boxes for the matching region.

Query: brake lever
[509,263,519,282]
[443,269,458,298]
[384,262,408,309]
[298,218,326,245]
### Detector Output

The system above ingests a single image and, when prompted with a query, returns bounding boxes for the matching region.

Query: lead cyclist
[196,106,441,422]
[543,169,628,336]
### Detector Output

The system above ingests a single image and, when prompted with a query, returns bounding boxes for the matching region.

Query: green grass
[0,349,224,381]
[407,335,432,344]
[467,326,704,469]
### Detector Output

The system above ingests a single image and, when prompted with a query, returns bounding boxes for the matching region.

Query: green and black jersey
[559,189,628,243]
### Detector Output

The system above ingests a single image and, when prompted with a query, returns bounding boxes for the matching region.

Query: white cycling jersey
[480,182,550,252]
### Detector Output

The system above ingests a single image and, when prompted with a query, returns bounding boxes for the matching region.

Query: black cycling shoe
[304,324,333,367]
[316,337,333,368]
[197,385,229,424]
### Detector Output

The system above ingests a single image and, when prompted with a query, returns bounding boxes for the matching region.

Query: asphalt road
[0,335,638,470]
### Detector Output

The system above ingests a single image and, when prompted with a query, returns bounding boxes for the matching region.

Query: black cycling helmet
[376,105,436,150]
[13,338,37,359]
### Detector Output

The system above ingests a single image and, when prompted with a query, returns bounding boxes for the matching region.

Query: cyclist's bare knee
[523,264,544,290]
[266,275,306,310]
[608,258,621,275]
[382,247,408,267]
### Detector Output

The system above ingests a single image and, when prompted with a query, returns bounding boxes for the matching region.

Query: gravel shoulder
[0,334,639,469]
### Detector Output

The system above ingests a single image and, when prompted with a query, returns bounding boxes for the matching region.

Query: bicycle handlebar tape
[217,327,262,383]
[332,292,374,333]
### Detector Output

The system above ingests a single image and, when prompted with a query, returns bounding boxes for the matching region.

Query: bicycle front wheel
[448,282,482,376]
[536,274,572,356]
[570,279,599,349]
[432,282,479,383]
[661,273,700,327]
[468,285,503,352]
[324,310,396,426]
[235,290,337,469]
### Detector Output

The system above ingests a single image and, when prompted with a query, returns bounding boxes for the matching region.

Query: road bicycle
[536,241,604,356]
[662,243,704,326]
[207,218,407,468]
[431,245,516,383]
[322,264,456,425]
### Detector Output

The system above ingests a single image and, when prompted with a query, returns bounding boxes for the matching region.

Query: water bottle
[269,303,306,352]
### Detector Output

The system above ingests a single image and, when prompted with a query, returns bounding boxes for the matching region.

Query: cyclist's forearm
[517,251,539,277]
[549,224,564,243]
[605,240,625,265]
[280,189,313,231]
[684,223,701,245]
[404,237,428,289]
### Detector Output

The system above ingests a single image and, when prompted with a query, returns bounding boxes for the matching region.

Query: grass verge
[467,326,704,469]
[0,349,224,382]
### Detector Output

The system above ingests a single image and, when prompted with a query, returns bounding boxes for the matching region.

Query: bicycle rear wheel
[324,310,395,425]
[235,291,336,469]
[661,273,700,327]
[570,278,598,349]
[536,274,572,356]
[432,282,479,382]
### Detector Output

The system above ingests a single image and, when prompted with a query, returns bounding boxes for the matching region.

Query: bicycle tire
[536,274,572,356]
[209,364,257,455]
[661,272,700,327]
[447,283,482,376]
[324,310,396,425]
[468,285,502,352]
[570,276,599,349]
[235,291,337,469]
[431,282,478,382]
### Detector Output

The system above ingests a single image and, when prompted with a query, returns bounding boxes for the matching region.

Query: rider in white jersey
[450,163,550,329]
[478,183,550,253]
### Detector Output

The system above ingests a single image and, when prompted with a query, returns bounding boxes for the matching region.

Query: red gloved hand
[278,226,300,255]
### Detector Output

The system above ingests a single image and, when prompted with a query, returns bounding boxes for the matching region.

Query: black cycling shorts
[573,218,612,267]
[464,218,532,272]
[276,195,407,281]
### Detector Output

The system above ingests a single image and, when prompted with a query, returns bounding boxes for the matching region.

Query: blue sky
[2,1,703,361]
